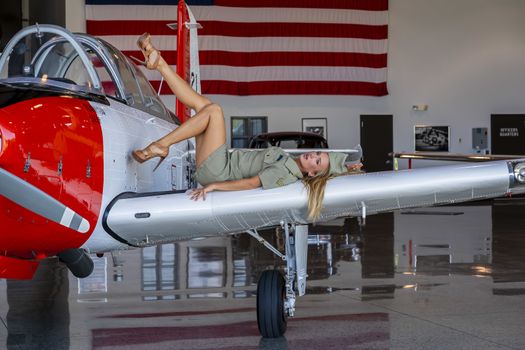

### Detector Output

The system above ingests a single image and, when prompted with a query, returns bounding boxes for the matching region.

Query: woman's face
[298,151,329,177]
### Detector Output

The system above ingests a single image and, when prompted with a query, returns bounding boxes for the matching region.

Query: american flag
[86,0,388,96]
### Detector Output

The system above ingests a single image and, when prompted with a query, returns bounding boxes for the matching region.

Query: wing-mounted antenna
[167,0,202,123]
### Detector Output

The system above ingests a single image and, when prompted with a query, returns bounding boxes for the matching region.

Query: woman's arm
[189,175,262,200]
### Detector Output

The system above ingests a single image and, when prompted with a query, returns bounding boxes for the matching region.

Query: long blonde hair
[302,170,335,221]
[302,165,362,220]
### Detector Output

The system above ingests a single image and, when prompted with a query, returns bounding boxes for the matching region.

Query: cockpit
[0,24,176,123]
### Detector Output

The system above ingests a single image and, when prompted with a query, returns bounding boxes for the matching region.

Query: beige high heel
[131,32,161,69]
[132,142,169,171]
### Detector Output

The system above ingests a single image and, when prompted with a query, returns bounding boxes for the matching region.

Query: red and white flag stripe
[86,0,388,96]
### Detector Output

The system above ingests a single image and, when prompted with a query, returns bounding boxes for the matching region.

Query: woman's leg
[157,60,210,113]
[133,36,226,166]
[155,102,226,167]
[133,97,226,167]
[139,34,210,113]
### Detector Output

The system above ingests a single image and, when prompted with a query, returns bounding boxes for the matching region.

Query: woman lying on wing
[131,33,362,219]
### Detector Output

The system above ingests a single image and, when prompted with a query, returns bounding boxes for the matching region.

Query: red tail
[176,0,191,123]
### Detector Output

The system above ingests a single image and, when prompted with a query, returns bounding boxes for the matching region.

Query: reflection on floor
[2,199,525,349]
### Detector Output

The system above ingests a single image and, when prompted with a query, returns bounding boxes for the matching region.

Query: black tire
[257,270,287,338]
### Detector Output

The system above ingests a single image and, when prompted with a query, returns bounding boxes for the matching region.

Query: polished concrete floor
[1,198,525,349]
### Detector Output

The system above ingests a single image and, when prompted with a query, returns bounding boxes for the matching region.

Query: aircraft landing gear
[247,222,308,338]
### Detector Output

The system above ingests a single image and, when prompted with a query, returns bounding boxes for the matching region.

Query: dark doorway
[0,1,22,51]
[491,114,525,155]
[360,115,393,172]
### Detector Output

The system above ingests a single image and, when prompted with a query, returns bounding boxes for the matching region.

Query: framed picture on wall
[414,125,450,152]
[302,118,327,140]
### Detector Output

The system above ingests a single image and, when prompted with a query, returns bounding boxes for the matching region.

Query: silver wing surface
[103,159,525,247]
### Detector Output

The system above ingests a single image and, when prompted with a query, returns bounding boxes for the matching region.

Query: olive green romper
[194,144,303,189]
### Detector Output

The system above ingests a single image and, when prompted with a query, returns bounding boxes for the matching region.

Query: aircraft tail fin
[176,1,202,123]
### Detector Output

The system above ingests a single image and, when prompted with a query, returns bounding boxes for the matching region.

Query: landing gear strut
[247,221,308,338]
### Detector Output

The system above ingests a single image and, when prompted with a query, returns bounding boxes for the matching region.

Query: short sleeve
[259,163,298,189]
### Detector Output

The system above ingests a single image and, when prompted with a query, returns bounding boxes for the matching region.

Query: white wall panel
[69,0,525,168]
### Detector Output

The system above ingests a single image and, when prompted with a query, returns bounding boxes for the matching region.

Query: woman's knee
[195,96,212,111]
[206,103,224,121]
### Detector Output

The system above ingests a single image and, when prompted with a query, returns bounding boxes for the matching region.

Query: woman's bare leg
[155,102,226,167]
[157,59,211,112]
[156,57,226,166]
[133,44,225,167]
[140,36,209,113]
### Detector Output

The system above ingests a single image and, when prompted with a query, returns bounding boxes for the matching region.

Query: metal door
[491,114,525,155]
[360,115,393,172]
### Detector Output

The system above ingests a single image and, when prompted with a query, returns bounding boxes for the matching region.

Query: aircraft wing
[101,158,525,247]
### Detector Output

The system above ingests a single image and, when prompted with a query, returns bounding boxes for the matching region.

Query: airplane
[2,20,525,339]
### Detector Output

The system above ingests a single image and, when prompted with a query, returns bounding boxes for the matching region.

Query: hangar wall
[66,0,86,33]
[64,0,525,166]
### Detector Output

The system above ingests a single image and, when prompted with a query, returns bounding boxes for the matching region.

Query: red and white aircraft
[2,22,525,338]
[0,23,197,279]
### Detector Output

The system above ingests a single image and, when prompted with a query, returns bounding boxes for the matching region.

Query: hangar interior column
[26,0,66,27]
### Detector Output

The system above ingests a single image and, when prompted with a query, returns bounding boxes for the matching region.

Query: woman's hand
[347,163,363,172]
[189,184,215,201]
[188,176,262,201]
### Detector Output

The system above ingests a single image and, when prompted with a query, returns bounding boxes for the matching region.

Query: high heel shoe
[131,32,161,69]
[132,142,169,171]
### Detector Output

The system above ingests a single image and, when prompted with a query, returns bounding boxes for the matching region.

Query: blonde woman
[131,33,360,219]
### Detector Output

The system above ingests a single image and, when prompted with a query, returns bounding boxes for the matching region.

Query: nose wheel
[257,270,287,338]
[248,222,309,338]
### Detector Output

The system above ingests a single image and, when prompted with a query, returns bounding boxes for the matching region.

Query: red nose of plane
[0,94,104,278]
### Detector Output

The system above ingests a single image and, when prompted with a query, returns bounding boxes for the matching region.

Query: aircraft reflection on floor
[133,221,363,301]
[69,202,521,301]
[74,201,512,303]
[395,206,492,275]
[492,199,525,293]
[3,200,525,349]
[5,259,70,350]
